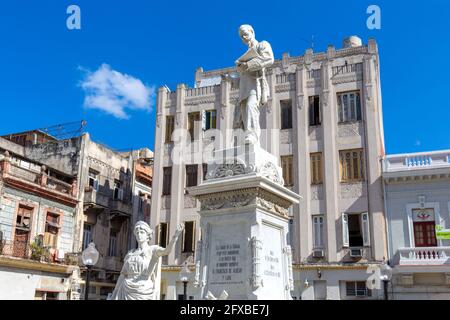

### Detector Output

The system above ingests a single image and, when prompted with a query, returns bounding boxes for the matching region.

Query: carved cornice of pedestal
[206,160,284,186]
[197,187,290,218]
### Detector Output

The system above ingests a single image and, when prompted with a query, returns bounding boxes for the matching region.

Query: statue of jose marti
[108,221,184,300]
[233,25,274,146]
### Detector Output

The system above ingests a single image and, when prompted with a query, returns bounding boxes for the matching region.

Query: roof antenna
[300,35,315,50]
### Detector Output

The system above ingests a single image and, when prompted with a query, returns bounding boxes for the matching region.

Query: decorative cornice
[197,187,290,218]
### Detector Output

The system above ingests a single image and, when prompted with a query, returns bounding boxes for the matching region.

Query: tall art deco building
[150,36,388,300]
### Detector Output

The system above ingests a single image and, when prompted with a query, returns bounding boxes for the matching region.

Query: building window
[313,216,324,249]
[88,170,99,191]
[13,205,33,258]
[188,112,201,141]
[309,96,321,126]
[202,163,208,181]
[310,153,323,184]
[342,213,370,247]
[157,223,169,248]
[346,281,372,297]
[44,212,60,248]
[108,230,117,257]
[113,181,123,200]
[280,100,293,129]
[34,291,59,300]
[281,155,294,187]
[339,149,364,182]
[82,224,93,250]
[165,116,175,143]
[162,167,172,195]
[203,110,217,130]
[338,91,361,123]
[186,165,198,188]
[412,208,437,247]
[182,221,196,253]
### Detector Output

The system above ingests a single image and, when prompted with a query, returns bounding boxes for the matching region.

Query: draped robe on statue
[109,245,163,300]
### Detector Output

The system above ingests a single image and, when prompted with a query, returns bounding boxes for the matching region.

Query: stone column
[168,83,187,265]
[293,63,311,263]
[266,70,279,155]
[40,165,48,187]
[150,86,169,245]
[321,54,339,262]
[362,47,386,261]
[219,75,232,150]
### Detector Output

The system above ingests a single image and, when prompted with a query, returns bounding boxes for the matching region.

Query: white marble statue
[109,221,184,300]
[233,24,274,146]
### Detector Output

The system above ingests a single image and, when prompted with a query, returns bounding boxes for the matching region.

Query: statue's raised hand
[175,223,184,237]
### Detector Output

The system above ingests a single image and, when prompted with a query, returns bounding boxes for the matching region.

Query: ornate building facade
[0,131,153,299]
[150,36,388,299]
[383,150,450,299]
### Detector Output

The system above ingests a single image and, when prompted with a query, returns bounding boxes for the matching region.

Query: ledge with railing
[0,239,78,266]
[383,151,450,173]
[396,247,450,266]
[0,155,77,199]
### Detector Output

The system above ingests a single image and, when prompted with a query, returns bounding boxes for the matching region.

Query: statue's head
[238,24,255,45]
[134,221,154,244]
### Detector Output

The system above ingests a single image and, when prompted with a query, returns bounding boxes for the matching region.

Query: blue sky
[0,0,449,154]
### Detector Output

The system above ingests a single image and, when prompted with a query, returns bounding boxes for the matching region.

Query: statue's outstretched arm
[156,223,184,256]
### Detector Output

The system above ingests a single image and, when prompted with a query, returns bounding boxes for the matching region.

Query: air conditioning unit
[350,248,363,258]
[313,249,325,258]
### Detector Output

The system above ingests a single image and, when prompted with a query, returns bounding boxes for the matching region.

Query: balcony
[103,256,123,272]
[0,158,77,206]
[84,188,132,215]
[0,239,78,266]
[383,151,450,182]
[396,247,450,266]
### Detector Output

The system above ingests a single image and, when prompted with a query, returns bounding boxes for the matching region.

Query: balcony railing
[0,239,77,265]
[384,151,450,173]
[397,247,450,265]
[1,159,77,198]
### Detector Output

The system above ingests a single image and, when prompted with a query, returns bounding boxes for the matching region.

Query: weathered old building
[0,129,153,299]
[0,137,81,300]
[150,36,388,299]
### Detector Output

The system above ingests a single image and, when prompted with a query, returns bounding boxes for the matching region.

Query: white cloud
[80,64,155,119]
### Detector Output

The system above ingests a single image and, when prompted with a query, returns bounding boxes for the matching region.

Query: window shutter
[155,224,160,246]
[361,212,370,246]
[201,110,206,131]
[191,221,196,252]
[94,179,99,191]
[313,217,320,248]
[342,213,349,247]
[118,189,124,201]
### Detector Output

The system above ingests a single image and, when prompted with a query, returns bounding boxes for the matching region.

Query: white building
[150,35,388,299]
[383,150,450,299]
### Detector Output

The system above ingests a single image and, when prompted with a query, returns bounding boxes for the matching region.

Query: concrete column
[294,64,311,262]
[219,76,232,150]
[150,86,168,243]
[363,53,386,261]
[168,83,187,265]
[266,71,279,155]
[321,57,339,262]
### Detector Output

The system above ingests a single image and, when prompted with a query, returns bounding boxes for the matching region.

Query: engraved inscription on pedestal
[260,223,284,299]
[207,222,247,297]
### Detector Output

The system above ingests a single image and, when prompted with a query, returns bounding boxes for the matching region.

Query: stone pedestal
[189,145,300,300]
